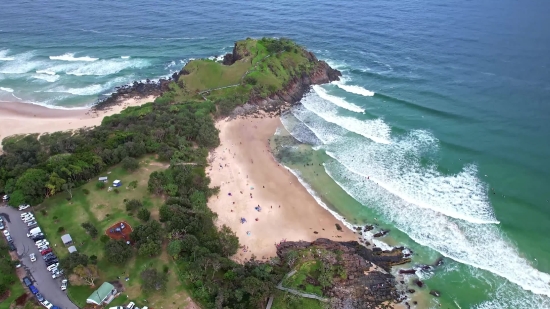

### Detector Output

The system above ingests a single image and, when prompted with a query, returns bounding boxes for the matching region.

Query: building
[86,282,118,305]
[61,234,73,246]
[68,246,77,253]
[98,176,108,183]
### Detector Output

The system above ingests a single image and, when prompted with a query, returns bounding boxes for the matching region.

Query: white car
[126,302,135,309]
[2,230,9,237]
[52,270,63,279]
[61,279,68,291]
[19,204,30,210]
[35,240,48,246]
[38,246,49,252]
[20,212,32,218]
[47,263,59,271]
[41,300,53,309]
[22,216,35,223]
[27,221,37,227]
[30,253,36,262]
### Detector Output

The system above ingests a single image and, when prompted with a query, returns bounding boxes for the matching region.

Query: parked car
[46,258,58,265]
[6,235,12,242]
[32,235,45,241]
[2,194,9,202]
[52,271,63,279]
[15,262,21,268]
[43,253,55,260]
[29,285,38,294]
[0,221,4,230]
[21,214,33,221]
[41,248,52,255]
[22,277,32,287]
[19,204,30,210]
[35,292,44,302]
[20,212,31,218]
[41,300,53,309]
[61,279,68,291]
[8,242,16,251]
[38,246,49,252]
[22,216,35,223]
[27,221,38,227]
[126,302,135,309]
[2,230,9,237]
[36,240,49,246]
[47,263,59,271]
[30,253,36,262]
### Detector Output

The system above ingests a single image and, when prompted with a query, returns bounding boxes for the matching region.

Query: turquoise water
[1,0,550,308]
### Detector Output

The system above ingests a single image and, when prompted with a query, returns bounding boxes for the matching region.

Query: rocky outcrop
[91,70,186,111]
[277,238,407,309]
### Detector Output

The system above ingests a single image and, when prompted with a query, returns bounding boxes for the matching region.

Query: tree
[121,157,139,171]
[140,268,167,292]
[167,240,183,258]
[125,199,143,212]
[130,220,163,249]
[60,252,89,273]
[95,181,106,190]
[45,172,66,197]
[62,182,74,199]
[15,168,49,204]
[104,240,133,265]
[81,222,98,238]
[138,240,161,257]
[137,208,150,222]
[218,225,239,257]
[74,264,99,286]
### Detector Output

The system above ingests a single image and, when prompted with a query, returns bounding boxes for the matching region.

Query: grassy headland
[0,38,402,309]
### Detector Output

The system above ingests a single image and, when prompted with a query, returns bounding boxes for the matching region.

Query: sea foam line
[49,53,98,62]
[312,85,365,113]
[332,79,375,97]
[0,87,14,93]
[323,159,550,298]
[301,91,391,144]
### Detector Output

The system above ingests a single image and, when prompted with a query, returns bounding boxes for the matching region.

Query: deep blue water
[2,0,550,308]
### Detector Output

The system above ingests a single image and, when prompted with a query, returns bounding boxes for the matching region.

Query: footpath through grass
[34,156,191,309]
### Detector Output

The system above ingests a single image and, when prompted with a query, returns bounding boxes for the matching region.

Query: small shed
[68,246,77,253]
[112,180,122,187]
[99,176,108,183]
[86,282,118,305]
[61,234,73,246]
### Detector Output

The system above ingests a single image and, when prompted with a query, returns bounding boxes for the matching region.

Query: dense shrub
[121,157,139,171]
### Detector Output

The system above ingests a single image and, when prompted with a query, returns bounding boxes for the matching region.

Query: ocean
[1,0,550,308]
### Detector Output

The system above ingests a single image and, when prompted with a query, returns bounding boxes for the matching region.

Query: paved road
[0,206,78,309]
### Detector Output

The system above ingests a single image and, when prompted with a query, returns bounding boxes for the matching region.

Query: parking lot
[1,205,78,309]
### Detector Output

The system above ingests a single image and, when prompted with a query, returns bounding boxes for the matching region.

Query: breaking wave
[333,79,375,97]
[49,53,98,62]
[312,85,365,113]
[0,87,14,93]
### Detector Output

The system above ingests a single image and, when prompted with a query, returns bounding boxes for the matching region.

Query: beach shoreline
[206,114,359,262]
[0,96,156,153]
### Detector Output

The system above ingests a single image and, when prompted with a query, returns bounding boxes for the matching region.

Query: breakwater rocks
[277,238,408,309]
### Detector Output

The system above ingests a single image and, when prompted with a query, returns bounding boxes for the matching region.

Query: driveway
[0,206,78,309]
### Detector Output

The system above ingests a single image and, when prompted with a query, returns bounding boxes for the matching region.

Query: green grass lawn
[0,280,25,309]
[181,59,250,92]
[271,290,324,309]
[33,156,193,308]
[282,261,324,296]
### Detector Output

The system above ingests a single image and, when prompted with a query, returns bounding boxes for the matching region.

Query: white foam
[0,51,43,74]
[312,85,365,113]
[35,69,57,75]
[301,91,392,144]
[333,80,375,97]
[121,56,130,59]
[49,53,98,62]
[0,49,14,61]
[43,77,128,96]
[31,74,60,83]
[323,160,550,298]
[0,87,14,93]
[65,58,149,76]
[322,133,499,224]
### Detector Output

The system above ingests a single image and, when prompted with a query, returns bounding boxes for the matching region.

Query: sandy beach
[207,115,358,262]
[0,96,156,152]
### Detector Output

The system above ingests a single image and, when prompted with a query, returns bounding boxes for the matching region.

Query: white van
[27,227,42,237]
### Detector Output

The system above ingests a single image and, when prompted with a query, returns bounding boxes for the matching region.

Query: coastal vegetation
[0,38,400,309]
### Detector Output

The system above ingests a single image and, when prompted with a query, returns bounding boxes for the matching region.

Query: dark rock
[430,290,441,297]
[363,225,374,232]
[408,289,415,293]
[413,301,418,305]
[414,280,424,288]
[335,223,342,231]
[313,231,318,234]
[373,230,390,238]
[276,238,407,308]
[398,269,416,275]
